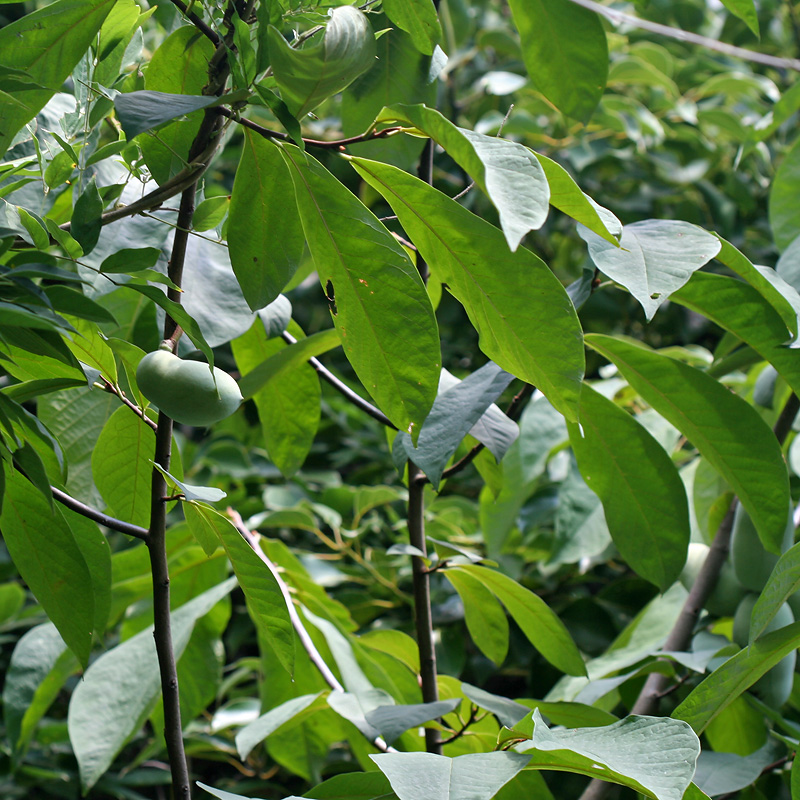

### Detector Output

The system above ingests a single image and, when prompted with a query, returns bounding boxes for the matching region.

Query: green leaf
[0,0,117,157]
[303,772,395,800]
[350,156,584,422]
[718,0,759,36]
[0,467,94,668]
[45,286,117,325]
[71,176,103,255]
[371,751,529,800]
[449,564,585,676]
[749,542,800,641]
[567,383,690,590]
[770,137,800,251]
[580,220,720,321]
[365,698,461,744]
[152,464,226,503]
[38,386,117,506]
[693,743,782,798]
[68,577,236,792]
[238,327,339,399]
[114,90,227,140]
[193,195,230,232]
[61,506,112,638]
[380,104,550,250]
[100,247,161,273]
[228,132,304,311]
[63,315,117,382]
[672,621,800,733]
[381,0,441,55]
[393,362,515,489]
[534,153,621,246]
[714,237,798,338]
[183,503,295,675]
[124,282,214,367]
[446,569,509,664]
[92,406,154,529]
[236,693,323,760]
[586,335,790,554]
[281,145,440,439]
[520,710,700,800]
[3,623,78,755]
[508,0,607,123]
[672,272,800,394]
[17,207,49,250]
[269,6,377,118]
[232,320,320,477]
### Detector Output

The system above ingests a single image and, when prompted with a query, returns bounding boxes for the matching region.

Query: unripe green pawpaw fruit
[732,593,796,708]
[731,504,794,592]
[678,542,746,617]
[136,348,242,427]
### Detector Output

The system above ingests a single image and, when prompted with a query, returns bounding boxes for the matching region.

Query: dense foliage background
[3,0,800,798]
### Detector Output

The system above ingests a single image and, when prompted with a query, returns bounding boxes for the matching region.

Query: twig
[51,486,149,540]
[170,0,221,46]
[566,0,800,71]
[280,331,395,429]
[215,107,404,149]
[226,509,398,754]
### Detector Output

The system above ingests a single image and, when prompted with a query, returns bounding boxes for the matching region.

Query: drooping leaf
[365,698,461,745]
[350,156,584,422]
[749,542,800,641]
[714,237,798,338]
[0,0,117,157]
[3,623,78,755]
[92,406,154,529]
[519,710,700,800]
[236,693,323,760]
[238,328,339,399]
[770,136,800,251]
[507,0,607,123]
[71,176,104,255]
[381,0,441,55]
[672,621,800,733]
[568,383,690,589]
[68,578,236,792]
[371,751,530,800]
[672,272,800,393]
[586,335,790,554]
[393,362,515,488]
[379,104,550,250]
[269,6,377,119]
[449,564,585,676]
[114,90,227,140]
[534,153,621,246]
[446,568,509,664]
[183,503,294,675]
[693,743,783,798]
[0,467,93,668]
[580,220,720,321]
[228,132,304,311]
[232,320,320,477]
[280,145,440,439]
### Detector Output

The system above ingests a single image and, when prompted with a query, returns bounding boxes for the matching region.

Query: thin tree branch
[50,486,149,540]
[280,331,395,429]
[226,509,398,754]
[579,391,800,800]
[567,0,800,71]
[408,461,442,754]
[214,106,404,149]
[170,0,222,46]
